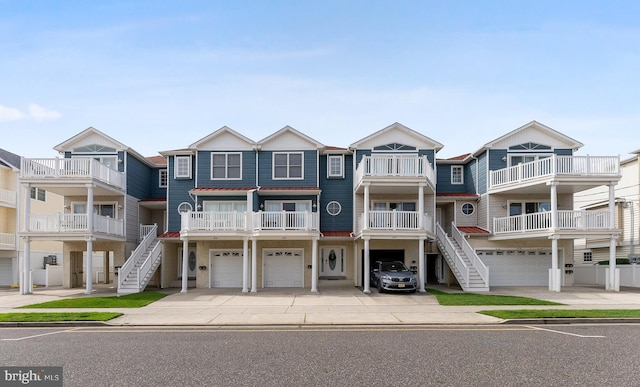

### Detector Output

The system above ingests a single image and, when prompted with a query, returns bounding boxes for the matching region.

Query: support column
[85,185,94,294]
[181,238,189,293]
[242,238,249,293]
[22,185,31,295]
[418,185,425,230]
[104,251,110,284]
[311,238,318,293]
[550,182,558,229]
[606,184,619,291]
[363,238,371,294]
[251,238,257,292]
[418,237,426,292]
[549,237,561,292]
[353,243,358,287]
[363,184,370,229]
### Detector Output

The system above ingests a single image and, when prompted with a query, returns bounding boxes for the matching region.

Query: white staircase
[435,222,490,292]
[117,225,162,294]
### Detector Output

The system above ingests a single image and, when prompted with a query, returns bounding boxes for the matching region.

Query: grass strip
[479,309,640,319]
[427,288,562,306]
[18,291,166,309]
[0,312,123,322]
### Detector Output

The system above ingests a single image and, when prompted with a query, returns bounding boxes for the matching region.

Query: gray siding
[257,150,318,188]
[126,152,153,200]
[196,150,257,188]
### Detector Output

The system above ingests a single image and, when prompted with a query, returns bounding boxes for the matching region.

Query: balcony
[489,155,620,193]
[493,210,611,235]
[0,188,17,207]
[181,211,319,234]
[27,213,124,236]
[357,211,434,234]
[20,158,126,191]
[355,155,436,192]
[182,211,247,231]
[0,232,16,249]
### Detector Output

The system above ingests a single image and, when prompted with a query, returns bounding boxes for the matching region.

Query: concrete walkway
[1,281,640,326]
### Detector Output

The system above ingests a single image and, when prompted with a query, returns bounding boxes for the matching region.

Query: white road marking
[2,328,81,341]
[525,325,605,338]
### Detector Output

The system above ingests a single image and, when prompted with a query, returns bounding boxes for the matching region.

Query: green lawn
[427,288,562,306]
[18,291,166,309]
[479,309,640,319]
[0,312,123,322]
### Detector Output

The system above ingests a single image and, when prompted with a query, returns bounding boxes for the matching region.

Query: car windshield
[380,262,408,272]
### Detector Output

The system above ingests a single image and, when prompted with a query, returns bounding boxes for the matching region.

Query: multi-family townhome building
[1,149,63,289]
[17,128,166,295]
[572,148,640,287]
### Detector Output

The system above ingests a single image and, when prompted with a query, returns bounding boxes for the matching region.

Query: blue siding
[149,167,167,199]
[257,150,318,188]
[126,152,154,200]
[555,148,572,156]
[466,160,477,194]
[488,149,508,172]
[477,151,487,195]
[195,150,257,188]
[319,154,353,232]
[436,164,470,194]
[166,155,196,232]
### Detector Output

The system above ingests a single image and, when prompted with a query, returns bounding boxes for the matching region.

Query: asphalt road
[1,324,638,387]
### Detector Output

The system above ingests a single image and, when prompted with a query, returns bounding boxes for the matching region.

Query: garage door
[477,250,553,286]
[263,249,304,288]
[210,251,244,288]
[0,258,12,286]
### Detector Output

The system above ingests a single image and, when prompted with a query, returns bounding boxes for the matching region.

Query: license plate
[398,283,405,288]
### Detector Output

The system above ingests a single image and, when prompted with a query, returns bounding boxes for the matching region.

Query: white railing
[181,211,247,231]
[253,211,319,230]
[451,223,489,286]
[0,188,17,207]
[355,155,436,185]
[489,155,620,188]
[20,158,126,190]
[358,211,433,232]
[0,232,15,247]
[136,240,162,291]
[118,224,157,292]
[140,224,157,240]
[493,210,612,234]
[28,213,124,236]
[436,222,469,286]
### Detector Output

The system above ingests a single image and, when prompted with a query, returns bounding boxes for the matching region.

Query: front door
[178,247,197,279]
[320,247,345,278]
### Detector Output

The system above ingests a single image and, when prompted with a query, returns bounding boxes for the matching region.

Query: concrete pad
[222,296,294,306]
[304,312,401,325]
[242,306,290,314]
[293,295,365,306]
[392,312,501,324]
[210,313,306,325]
[286,305,331,314]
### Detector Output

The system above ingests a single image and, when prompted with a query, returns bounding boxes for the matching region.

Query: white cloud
[28,104,62,121]
[0,105,26,122]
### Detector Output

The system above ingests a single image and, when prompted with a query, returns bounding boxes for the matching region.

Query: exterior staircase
[435,222,490,292]
[117,225,162,294]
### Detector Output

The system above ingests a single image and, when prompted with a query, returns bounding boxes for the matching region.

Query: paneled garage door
[0,258,12,286]
[210,250,244,288]
[477,250,554,286]
[263,249,304,288]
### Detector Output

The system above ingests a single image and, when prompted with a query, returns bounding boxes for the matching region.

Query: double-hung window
[451,165,464,184]
[30,187,46,202]
[273,152,303,179]
[175,156,191,179]
[327,155,343,178]
[211,153,241,180]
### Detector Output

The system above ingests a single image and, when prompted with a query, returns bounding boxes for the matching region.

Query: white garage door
[263,249,304,288]
[0,258,12,286]
[477,250,554,286]
[210,250,244,288]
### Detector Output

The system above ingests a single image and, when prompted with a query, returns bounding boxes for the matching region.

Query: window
[211,153,242,180]
[583,252,593,262]
[30,187,46,202]
[72,203,116,217]
[509,201,551,216]
[159,169,167,187]
[327,155,343,178]
[326,201,342,216]
[203,201,247,212]
[462,203,475,215]
[451,165,463,184]
[177,202,192,214]
[372,202,416,211]
[175,156,191,179]
[509,154,551,167]
[273,152,303,179]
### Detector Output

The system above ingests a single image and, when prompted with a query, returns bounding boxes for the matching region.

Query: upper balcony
[0,188,17,208]
[354,155,436,193]
[489,155,620,194]
[24,213,125,238]
[0,232,16,250]
[20,158,126,194]
[492,209,614,239]
[356,210,434,236]
[180,211,320,238]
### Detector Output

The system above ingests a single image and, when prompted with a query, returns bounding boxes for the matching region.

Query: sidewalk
[2,281,640,326]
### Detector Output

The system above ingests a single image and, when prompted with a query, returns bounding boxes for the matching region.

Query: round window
[177,202,193,214]
[462,202,475,215]
[326,201,342,216]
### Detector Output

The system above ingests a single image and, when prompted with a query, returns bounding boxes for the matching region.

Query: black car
[370,260,417,293]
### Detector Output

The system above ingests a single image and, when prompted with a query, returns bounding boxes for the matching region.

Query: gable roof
[189,126,256,150]
[350,122,444,152]
[0,148,21,170]
[257,126,324,150]
[475,121,583,156]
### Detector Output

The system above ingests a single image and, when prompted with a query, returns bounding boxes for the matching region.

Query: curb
[500,318,640,325]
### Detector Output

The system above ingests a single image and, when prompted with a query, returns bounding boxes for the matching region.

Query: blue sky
[1,0,639,159]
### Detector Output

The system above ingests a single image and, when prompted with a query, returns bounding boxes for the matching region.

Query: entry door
[178,247,197,279]
[320,247,345,277]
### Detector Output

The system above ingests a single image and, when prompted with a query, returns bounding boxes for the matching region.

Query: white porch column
[85,184,94,294]
[363,184,370,229]
[242,237,249,293]
[606,184,620,291]
[251,238,257,292]
[363,238,371,293]
[311,237,318,293]
[22,184,31,294]
[550,182,558,229]
[353,243,358,287]
[418,237,426,293]
[418,184,425,230]
[181,238,189,293]
[549,236,561,292]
